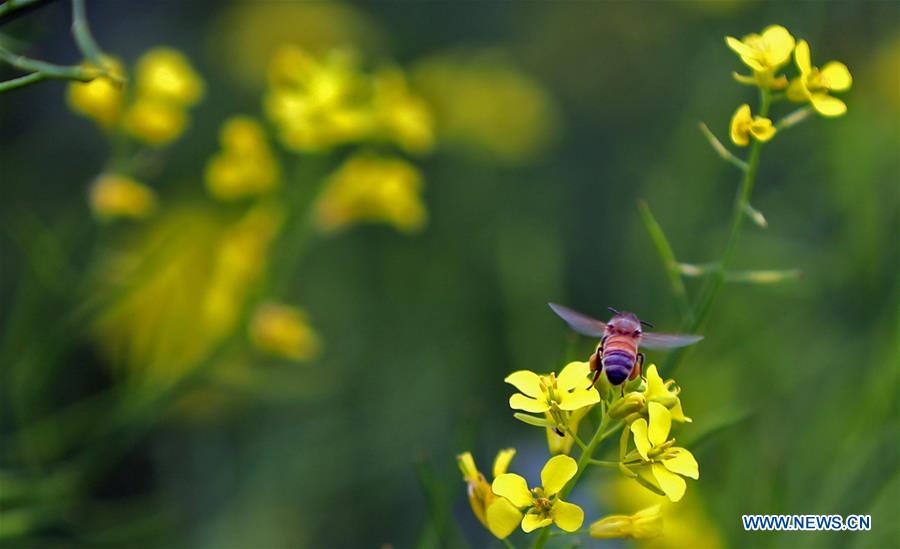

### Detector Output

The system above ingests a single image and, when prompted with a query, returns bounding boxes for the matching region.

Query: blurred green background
[1,1,898,548]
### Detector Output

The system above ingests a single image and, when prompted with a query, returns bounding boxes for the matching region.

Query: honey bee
[549,303,702,387]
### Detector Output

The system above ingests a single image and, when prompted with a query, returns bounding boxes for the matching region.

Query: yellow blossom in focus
[506,362,600,445]
[135,48,205,106]
[729,104,775,146]
[89,173,157,221]
[643,365,691,423]
[491,455,584,533]
[546,405,589,456]
[787,40,852,117]
[249,303,320,361]
[726,25,794,90]
[124,98,188,145]
[67,57,126,128]
[590,505,664,540]
[371,67,435,153]
[264,47,372,152]
[457,449,520,539]
[314,154,426,233]
[206,116,280,200]
[628,403,699,502]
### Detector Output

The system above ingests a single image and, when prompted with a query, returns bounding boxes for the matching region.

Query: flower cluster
[459,359,697,542]
[68,47,204,145]
[205,116,280,201]
[725,25,851,148]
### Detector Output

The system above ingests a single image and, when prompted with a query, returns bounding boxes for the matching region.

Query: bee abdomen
[602,350,635,385]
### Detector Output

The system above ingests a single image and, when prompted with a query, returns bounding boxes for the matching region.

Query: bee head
[606,310,643,337]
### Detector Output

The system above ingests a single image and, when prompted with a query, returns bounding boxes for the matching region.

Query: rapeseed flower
[590,504,663,540]
[249,303,320,361]
[67,57,126,128]
[371,67,435,154]
[491,455,584,533]
[643,365,691,423]
[457,449,521,539]
[124,98,187,145]
[729,104,775,146]
[629,403,699,502]
[314,154,426,233]
[205,116,280,200]
[134,48,205,107]
[787,40,852,117]
[726,25,795,90]
[89,173,157,221]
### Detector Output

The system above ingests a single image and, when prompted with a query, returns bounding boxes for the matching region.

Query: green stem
[71,0,103,66]
[0,71,44,91]
[501,538,516,549]
[0,45,94,81]
[588,459,619,467]
[664,89,771,375]
[0,0,46,20]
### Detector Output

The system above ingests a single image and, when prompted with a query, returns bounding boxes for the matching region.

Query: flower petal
[492,448,517,478]
[558,387,601,411]
[504,370,543,398]
[457,452,479,482]
[550,499,584,532]
[670,399,692,423]
[541,454,578,495]
[492,474,533,508]
[810,93,847,117]
[750,118,776,142]
[647,402,672,446]
[821,61,852,91]
[663,448,699,479]
[761,25,795,67]
[795,40,811,74]
[486,498,524,539]
[557,361,590,392]
[786,78,809,102]
[521,513,553,533]
[631,418,652,461]
[730,104,751,146]
[652,462,687,502]
[644,364,666,400]
[510,393,549,413]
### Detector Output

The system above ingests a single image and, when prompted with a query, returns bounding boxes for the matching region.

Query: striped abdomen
[602,335,638,385]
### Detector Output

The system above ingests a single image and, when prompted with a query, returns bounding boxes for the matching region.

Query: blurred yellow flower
[314,154,426,233]
[206,116,280,200]
[643,365,691,423]
[457,449,520,539]
[491,455,584,533]
[264,47,372,152]
[135,47,205,106]
[124,97,188,145]
[67,57,126,128]
[787,40,852,117]
[412,52,560,164]
[249,303,320,361]
[92,204,283,386]
[371,67,435,154]
[590,504,663,540]
[729,104,775,146]
[726,25,794,90]
[629,403,699,502]
[89,173,157,221]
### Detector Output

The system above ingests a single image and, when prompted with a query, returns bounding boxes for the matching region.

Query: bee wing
[548,303,607,337]
[640,332,703,350]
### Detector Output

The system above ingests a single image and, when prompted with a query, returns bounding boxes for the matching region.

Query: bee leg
[587,339,605,389]
[629,353,645,380]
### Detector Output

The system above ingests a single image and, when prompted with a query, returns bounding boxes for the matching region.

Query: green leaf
[638,201,693,323]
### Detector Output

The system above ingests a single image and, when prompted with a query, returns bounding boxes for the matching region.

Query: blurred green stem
[665,88,771,374]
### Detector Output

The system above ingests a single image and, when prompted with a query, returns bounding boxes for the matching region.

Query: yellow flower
[205,116,280,200]
[590,504,664,540]
[249,303,320,361]
[457,449,520,539]
[491,455,584,533]
[546,405,590,456]
[787,40,852,117]
[371,67,435,154]
[67,57,126,128]
[89,173,157,221]
[124,98,188,145]
[506,362,600,413]
[643,365,691,423]
[264,47,373,152]
[729,104,775,146]
[726,25,795,90]
[135,48,205,106]
[314,154,426,233]
[629,403,699,502]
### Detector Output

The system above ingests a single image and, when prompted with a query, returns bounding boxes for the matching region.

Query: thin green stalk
[664,89,771,375]
[0,45,94,81]
[71,0,103,66]
[501,538,516,549]
[638,200,693,324]
[0,71,43,91]
[0,0,47,20]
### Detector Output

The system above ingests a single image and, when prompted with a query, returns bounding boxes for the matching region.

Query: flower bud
[590,505,663,539]
[608,392,646,419]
